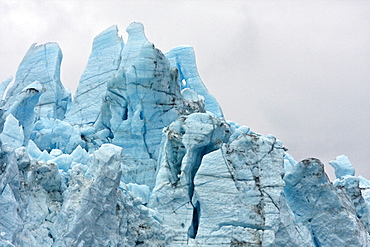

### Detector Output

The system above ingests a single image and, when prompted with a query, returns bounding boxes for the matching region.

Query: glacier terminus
[0,22,370,246]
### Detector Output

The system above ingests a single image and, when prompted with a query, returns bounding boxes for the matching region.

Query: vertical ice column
[94,23,184,188]
[4,43,71,120]
[166,46,224,118]
[65,26,125,125]
[150,113,230,246]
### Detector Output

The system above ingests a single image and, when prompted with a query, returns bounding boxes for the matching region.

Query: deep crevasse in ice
[0,22,369,246]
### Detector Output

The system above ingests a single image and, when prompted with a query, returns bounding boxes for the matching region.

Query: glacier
[0,22,369,246]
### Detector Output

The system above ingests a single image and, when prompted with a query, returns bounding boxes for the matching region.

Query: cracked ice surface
[284,158,369,246]
[0,22,370,246]
[191,134,313,246]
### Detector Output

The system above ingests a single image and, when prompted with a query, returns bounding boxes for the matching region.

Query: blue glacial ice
[166,46,223,118]
[0,22,369,246]
[284,158,369,246]
[4,43,71,120]
[329,154,355,179]
[65,26,124,125]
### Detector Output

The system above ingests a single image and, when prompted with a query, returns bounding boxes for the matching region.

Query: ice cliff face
[0,22,369,246]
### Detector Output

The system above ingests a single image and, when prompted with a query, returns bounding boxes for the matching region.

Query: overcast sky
[1,0,370,180]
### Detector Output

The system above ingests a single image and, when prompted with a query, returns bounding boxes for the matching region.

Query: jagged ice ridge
[1,22,370,246]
